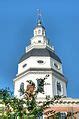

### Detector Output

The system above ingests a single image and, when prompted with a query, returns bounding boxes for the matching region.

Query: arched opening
[20,82,24,96]
[57,81,61,96]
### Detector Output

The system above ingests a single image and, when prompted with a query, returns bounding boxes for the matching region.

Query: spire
[37,9,42,26]
[26,11,55,52]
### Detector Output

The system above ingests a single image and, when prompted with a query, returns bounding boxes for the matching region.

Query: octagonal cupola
[26,14,54,53]
[31,19,48,45]
[34,19,46,37]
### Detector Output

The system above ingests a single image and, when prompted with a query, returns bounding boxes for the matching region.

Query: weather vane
[37,9,42,21]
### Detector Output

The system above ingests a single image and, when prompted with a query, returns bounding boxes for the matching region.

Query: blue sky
[0,0,79,98]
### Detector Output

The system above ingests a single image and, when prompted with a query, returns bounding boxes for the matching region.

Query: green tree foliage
[0,80,43,119]
[0,81,69,119]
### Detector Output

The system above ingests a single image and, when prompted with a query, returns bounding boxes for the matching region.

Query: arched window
[20,82,24,96]
[57,82,61,95]
[37,79,44,93]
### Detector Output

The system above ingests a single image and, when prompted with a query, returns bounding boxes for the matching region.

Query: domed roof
[19,48,62,63]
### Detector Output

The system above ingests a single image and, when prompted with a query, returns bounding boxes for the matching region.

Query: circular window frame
[54,63,61,70]
[37,60,45,64]
[22,64,27,68]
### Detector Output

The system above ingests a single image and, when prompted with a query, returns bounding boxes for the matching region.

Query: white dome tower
[14,16,67,100]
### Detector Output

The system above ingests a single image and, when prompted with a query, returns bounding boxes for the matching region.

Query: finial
[37,9,42,26]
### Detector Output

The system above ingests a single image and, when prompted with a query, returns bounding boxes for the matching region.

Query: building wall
[14,69,67,99]
[44,104,79,119]
[18,56,63,75]
[52,76,67,96]
[14,71,53,99]
[18,57,51,75]
[50,57,63,74]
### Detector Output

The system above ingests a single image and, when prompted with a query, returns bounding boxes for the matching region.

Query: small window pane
[38,40,41,43]
[37,79,44,93]
[61,113,66,119]
[20,83,24,96]
[57,82,61,95]
[57,82,61,91]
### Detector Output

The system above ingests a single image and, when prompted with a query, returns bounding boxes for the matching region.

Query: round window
[22,64,27,68]
[37,60,44,64]
[54,63,60,70]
